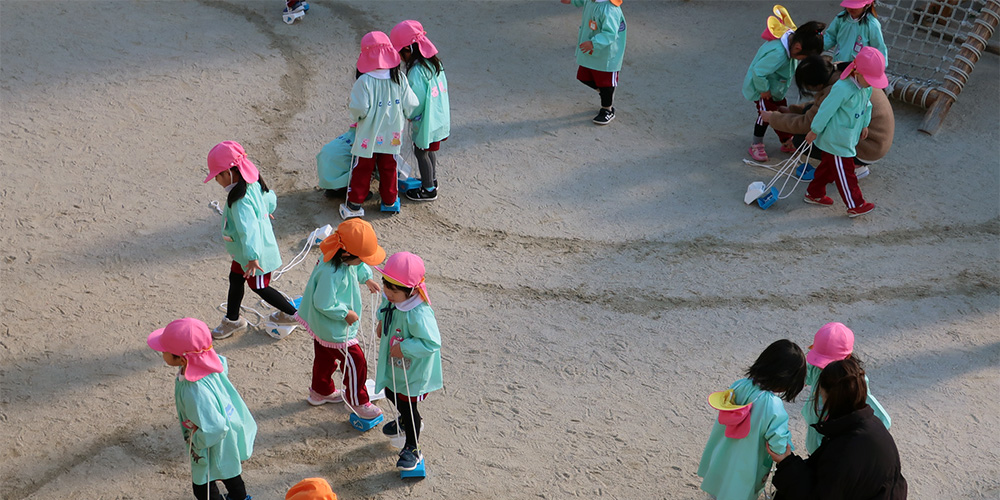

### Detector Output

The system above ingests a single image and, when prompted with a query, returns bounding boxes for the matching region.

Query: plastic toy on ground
[350,412,384,432]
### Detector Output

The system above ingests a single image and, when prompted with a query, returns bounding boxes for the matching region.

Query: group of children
[698,323,892,500]
[743,0,889,218]
[313,20,451,221]
[151,124,443,498]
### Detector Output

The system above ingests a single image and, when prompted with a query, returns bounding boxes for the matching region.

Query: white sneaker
[339,202,364,220]
[212,317,248,339]
[307,388,344,406]
[855,166,870,179]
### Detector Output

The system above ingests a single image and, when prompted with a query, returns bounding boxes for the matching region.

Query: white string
[743,141,815,200]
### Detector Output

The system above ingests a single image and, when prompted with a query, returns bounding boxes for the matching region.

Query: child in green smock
[147,317,257,500]
[698,339,807,500]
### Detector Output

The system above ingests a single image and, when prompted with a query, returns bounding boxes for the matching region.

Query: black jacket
[773,405,907,500]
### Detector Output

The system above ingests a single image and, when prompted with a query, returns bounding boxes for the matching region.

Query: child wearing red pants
[803,46,886,218]
[296,219,386,419]
[341,31,419,219]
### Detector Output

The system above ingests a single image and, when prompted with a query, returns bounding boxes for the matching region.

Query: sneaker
[382,419,424,436]
[847,202,875,218]
[224,495,251,500]
[396,447,423,471]
[263,311,299,339]
[855,166,870,179]
[748,143,768,162]
[780,139,797,153]
[405,187,438,202]
[324,188,347,199]
[592,107,615,125]
[307,388,344,406]
[349,401,384,420]
[803,194,834,206]
[212,317,248,340]
[339,202,364,220]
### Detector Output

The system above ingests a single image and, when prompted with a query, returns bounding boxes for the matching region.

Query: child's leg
[829,154,866,209]
[576,66,598,89]
[598,86,615,109]
[374,153,398,204]
[413,145,435,190]
[220,475,247,500]
[386,389,422,449]
[247,275,297,315]
[428,149,439,188]
[347,156,376,205]
[806,150,838,199]
[341,343,371,406]
[192,480,223,500]
[752,100,769,144]
[312,340,342,396]
[226,264,246,321]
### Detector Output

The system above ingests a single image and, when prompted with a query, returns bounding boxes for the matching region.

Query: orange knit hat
[286,478,337,500]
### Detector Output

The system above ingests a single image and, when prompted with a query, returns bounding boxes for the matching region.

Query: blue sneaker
[396,447,423,471]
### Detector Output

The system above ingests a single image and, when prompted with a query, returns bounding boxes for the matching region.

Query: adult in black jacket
[767,357,907,500]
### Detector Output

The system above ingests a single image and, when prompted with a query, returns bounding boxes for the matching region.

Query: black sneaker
[592,107,615,125]
[396,446,423,471]
[382,420,401,436]
[405,187,438,202]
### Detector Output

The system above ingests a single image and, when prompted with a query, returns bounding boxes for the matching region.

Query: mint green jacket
[811,78,873,158]
[406,63,451,150]
[174,356,257,484]
[742,37,796,102]
[349,73,419,158]
[802,364,892,454]
[374,299,443,397]
[571,0,627,72]
[824,13,888,64]
[298,259,373,344]
[221,182,281,274]
[698,378,793,500]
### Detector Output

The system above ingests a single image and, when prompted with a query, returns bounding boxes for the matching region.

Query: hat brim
[359,246,387,267]
[147,328,167,352]
[806,349,838,369]
[708,390,751,411]
[840,0,871,7]
[609,0,622,5]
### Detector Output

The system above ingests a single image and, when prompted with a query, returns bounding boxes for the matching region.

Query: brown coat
[769,74,894,162]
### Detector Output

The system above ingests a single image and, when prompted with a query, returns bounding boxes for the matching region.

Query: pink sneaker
[748,143,768,162]
[307,388,344,406]
[350,401,384,420]
[780,139,796,153]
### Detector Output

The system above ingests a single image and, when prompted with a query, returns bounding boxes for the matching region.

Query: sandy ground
[2,0,998,498]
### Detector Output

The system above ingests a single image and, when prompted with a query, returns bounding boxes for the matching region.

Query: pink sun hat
[375,251,430,305]
[840,0,874,8]
[840,46,889,89]
[147,317,224,382]
[807,322,855,369]
[205,141,260,184]
[708,389,754,439]
[389,20,439,57]
[357,31,401,74]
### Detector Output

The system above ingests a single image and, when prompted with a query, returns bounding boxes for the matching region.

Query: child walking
[205,141,300,340]
[803,46,887,217]
[743,17,826,161]
[390,20,450,202]
[824,0,888,64]
[147,317,257,500]
[296,219,385,420]
[373,252,443,471]
[561,0,627,125]
[341,31,419,219]
[802,322,891,454]
[698,339,807,500]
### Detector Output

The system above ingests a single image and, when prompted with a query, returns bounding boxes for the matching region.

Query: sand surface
[2,1,998,498]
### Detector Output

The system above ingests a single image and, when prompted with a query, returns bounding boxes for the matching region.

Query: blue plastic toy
[756,186,780,209]
[350,412,384,432]
[795,163,815,180]
[400,457,426,479]
[380,198,401,213]
[398,177,421,192]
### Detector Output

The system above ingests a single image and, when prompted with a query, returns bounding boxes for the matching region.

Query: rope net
[878,0,999,132]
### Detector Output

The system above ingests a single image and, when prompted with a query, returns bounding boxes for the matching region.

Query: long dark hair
[746,339,807,402]
[328,248,354,269]
[402,43,444,75]
[356,66,403,85]
[794,55,835,97]
[226,167,270,208]
[838,3,878,21]
[789,20,827,56]
[815,357,868,420]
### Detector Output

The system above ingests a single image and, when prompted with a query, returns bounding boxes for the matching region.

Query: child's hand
[376,321,382,338]
[760,91,772,101]
[366,279,381,294]
[759,110,773,122]
[579,41,594,54]
[345,310,359,325]
[860,127,869,141]
[805,131,818,144]
[766,442,792,463]
[390,342,404,359]
[778,105,790,113]
[243,260,264,278]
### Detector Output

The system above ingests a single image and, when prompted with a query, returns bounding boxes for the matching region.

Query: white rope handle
[744,141,815,200]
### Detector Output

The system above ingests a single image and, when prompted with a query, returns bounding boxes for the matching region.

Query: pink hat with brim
[205,141,260,184]
[708,389,753,439]
[147,317,223,382]
[840,46,889,89]
[807,322,855,368]
[389,20,439,57]
[357,31,401,74]
[840,0,873,8]
[375,251,430,305]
